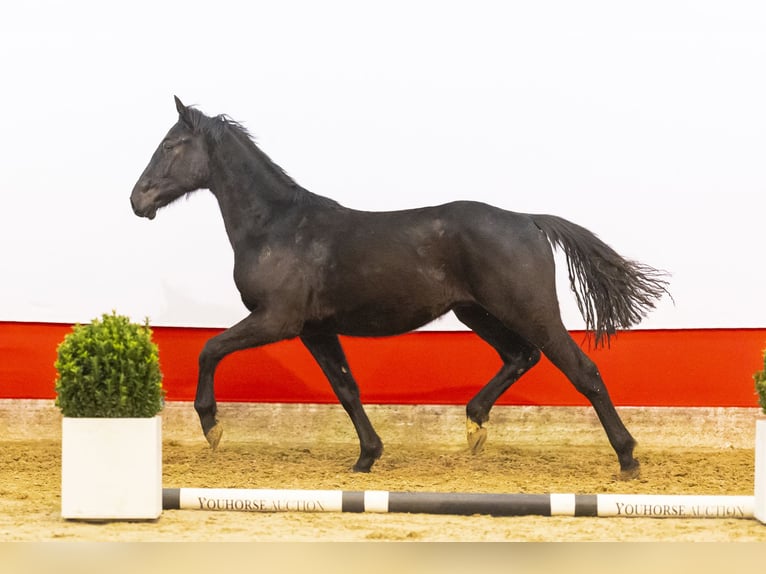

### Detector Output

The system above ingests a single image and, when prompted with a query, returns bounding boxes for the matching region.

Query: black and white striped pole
[162,488,753,519]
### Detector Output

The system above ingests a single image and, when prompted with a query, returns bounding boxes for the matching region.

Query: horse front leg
[301,333,384,472]
[195,311,296,449]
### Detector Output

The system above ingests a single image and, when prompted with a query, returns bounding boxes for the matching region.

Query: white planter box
[755,417,766,523]
[61,416,162,520]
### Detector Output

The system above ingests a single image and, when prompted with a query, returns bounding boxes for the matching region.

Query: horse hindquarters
[458,212,641,476]
[456,295,639,475]
[461,305,639,476]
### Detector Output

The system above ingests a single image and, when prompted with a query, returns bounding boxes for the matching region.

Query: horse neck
[207,132,303,246]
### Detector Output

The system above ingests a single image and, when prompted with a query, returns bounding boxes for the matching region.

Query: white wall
[1,1,765,330]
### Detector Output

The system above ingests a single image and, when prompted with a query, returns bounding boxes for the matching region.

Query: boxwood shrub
[755,349,766,415]
[55,311,164,417]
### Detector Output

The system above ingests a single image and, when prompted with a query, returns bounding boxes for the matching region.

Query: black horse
[131,97,669,478]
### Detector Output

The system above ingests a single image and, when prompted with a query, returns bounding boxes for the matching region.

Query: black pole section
[341,491,365,513]
[163,488,181,510]
[388,492,552,516]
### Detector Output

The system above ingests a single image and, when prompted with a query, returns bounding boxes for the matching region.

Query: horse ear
[174,95,192,127]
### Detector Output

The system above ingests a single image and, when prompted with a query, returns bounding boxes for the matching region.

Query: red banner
[2,322,763,407]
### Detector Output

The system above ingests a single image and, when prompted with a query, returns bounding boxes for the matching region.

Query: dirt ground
[2,400,765,541]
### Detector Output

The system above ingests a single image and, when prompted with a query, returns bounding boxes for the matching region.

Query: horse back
[294,201,554,336]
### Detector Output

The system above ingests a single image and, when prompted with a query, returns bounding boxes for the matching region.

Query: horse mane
[184,105,340,208]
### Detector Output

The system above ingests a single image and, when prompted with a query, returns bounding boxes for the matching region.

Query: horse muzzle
[130,182,159,220]
[130,194,158,220]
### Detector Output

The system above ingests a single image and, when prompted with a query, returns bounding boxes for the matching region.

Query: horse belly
[328,276,459,337]
[333,306,451,337]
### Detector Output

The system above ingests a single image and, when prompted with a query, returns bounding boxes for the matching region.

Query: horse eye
[162,141,175,151]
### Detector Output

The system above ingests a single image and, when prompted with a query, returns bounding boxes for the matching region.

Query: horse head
[130,96,211,220]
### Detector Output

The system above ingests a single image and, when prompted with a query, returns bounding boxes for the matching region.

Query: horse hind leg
[301,333,384,472]
[537,329,639,479]
[453,305,541,454]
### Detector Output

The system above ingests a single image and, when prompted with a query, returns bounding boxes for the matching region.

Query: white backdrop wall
[1,1,764,330]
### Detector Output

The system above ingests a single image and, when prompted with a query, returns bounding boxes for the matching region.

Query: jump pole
[162,488,753,519]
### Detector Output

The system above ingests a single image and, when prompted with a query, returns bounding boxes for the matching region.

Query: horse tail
[530,213,670,347]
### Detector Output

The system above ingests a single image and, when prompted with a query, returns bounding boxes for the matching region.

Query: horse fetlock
[615,439,639,480]
[205,423,223,450]
[352,461,373,473]
[353,441,383,473]
[465,403,490,425]
[466,418,488,454]
[352,452,380,473]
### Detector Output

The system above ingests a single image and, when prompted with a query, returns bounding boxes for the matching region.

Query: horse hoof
[205,423,223,450]
[466,418,487,454]
[617,461,641,481]
[352,446,383,472]
[352,458,375,473]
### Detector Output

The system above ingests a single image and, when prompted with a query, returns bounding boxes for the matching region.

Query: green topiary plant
[754,348,766,415]
[55,311,165,417]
